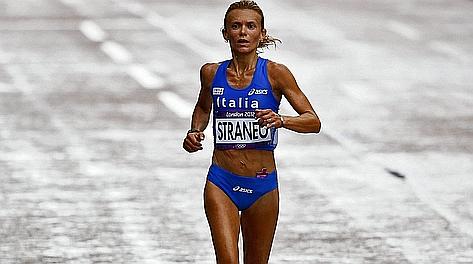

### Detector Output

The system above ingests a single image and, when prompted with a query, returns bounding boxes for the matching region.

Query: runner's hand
[183,131,205,153]
[255,109,283,128]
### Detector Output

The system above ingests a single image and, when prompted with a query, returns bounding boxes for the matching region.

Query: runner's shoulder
[266,60,294,88]
[267,60,292,76]
[200,62,219,81]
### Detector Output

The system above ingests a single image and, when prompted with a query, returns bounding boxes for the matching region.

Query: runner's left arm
[257,62,321,133]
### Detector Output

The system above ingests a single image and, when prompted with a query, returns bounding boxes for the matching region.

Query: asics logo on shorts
[232,186,253,194]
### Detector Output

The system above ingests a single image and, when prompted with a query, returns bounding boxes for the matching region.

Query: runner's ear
[222,28,228,42]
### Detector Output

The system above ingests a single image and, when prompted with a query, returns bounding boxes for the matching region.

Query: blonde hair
[222,0,281,51]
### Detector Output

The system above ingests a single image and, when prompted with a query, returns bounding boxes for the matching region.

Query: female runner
[183,1,321,263]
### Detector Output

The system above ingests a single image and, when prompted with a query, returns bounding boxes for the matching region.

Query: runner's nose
[239,25,248,36]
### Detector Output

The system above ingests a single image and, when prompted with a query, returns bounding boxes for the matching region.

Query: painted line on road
[115,0,216,61]
[80,20,107,42]
[0,49,10,64]
[157,91,193,118]
[0,20,77,31]
[6,64,98,211]
[261,0,345,42]
[407,178,473,239]
[429,41,467,62]
[106,195,167,263]
[144,13,216,60]
[116,1,145,15]
[127,64,165,89]
[55,3,189,260]
[0,83,18,93]
[6,64,169,263]
[76,13,189,120]
[286,167,471,262]
[340,82,378,102]
[387,20,421,41]
[59,0,81,6]
[100,41,133,64]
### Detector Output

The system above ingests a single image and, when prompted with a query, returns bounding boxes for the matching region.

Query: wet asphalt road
[0,0,472,263]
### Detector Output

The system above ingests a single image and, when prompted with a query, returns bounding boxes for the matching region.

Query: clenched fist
[183,130,205,153]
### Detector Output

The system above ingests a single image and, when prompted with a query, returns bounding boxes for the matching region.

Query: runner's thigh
[241,188,279,264]
[204,180,241,264]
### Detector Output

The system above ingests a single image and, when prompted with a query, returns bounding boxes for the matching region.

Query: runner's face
[224,9,265,54]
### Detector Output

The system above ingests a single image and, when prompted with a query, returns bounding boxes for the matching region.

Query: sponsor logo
[248,88,268,96]
[232,186,253,194]
[213,87,224,95]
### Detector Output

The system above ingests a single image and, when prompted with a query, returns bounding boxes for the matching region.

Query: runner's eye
[231,23,239,30]
[248,23,256,30]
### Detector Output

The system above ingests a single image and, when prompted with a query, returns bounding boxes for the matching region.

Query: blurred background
[0,0,472,263]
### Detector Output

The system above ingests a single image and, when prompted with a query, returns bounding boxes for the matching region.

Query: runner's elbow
[308,112,321,133]
[313,119,321,133]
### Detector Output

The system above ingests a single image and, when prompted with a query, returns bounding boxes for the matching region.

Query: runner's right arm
[183,63,217,153]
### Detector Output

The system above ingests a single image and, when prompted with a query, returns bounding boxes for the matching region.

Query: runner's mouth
[237,39,250,43]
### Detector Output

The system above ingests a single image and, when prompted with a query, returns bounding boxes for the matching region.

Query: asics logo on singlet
[213,87,224,95]
[248,88,268,96]
[232,186,253,194]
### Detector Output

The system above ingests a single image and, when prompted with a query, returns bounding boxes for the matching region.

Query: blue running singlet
[211,57,280,151]
[207,164,278,211]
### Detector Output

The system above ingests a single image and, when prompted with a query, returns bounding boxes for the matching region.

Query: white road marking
[6,65,99,256]
[127,64,164,89]
[367,153,473,239]
[387,20,421,41]
[100,41,133,64]
[117,1,144,15]
[6,65,168,263]
[59,0,89,16]
[285,165,473,263]
[157,91,193,118]
[75,4,192,120]
[259,0,345,42]
[105,192,166,263]
[0,83,17,93]
[79,20,107,42]
[0,48,11,64]
[320,126,369,155]
[144,13,216,60]
[340,82,379,102]
[59,0,80,6]
[409,180,473,239]
[429,41,467,62]
[0,20,77,31]
[93,18,152,30]
[115,1,217,61]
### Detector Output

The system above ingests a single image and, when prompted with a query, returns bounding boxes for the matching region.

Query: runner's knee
[216,250,239,264]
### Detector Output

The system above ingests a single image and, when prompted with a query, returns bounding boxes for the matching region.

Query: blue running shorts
[206,164,278,211]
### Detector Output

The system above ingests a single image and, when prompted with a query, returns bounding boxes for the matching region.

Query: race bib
[214,111,274,149]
